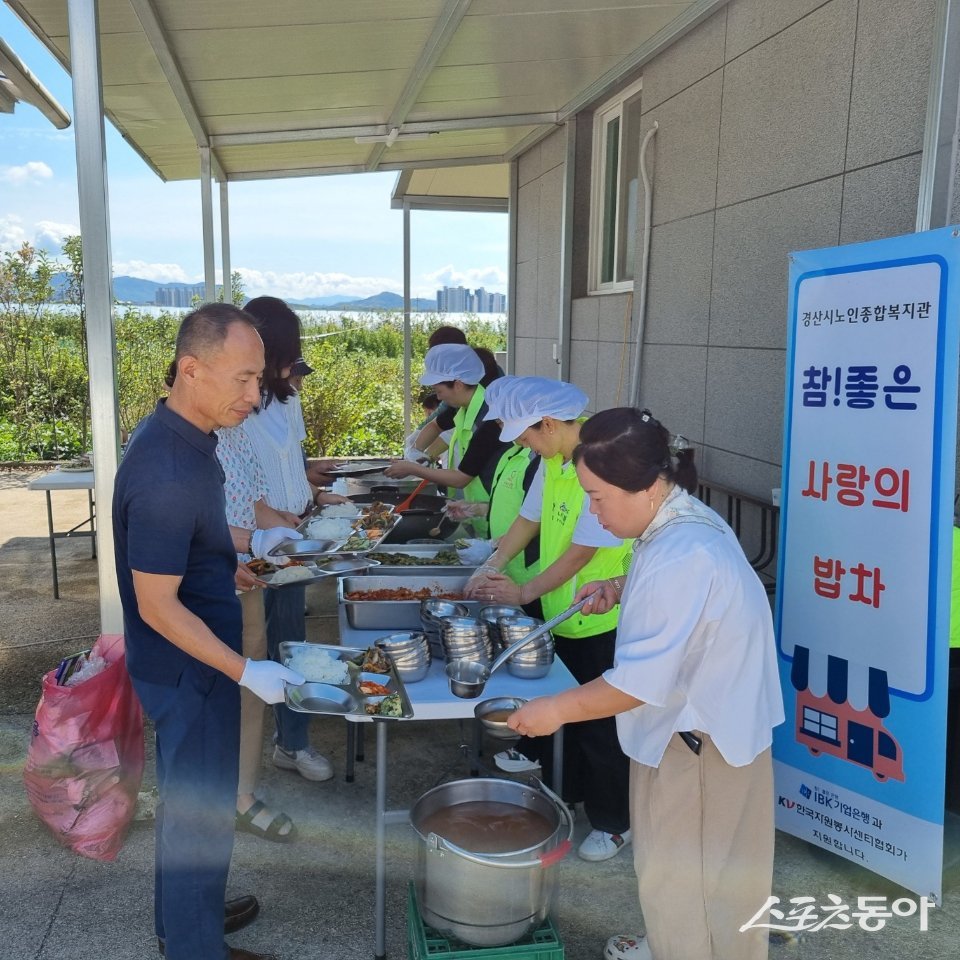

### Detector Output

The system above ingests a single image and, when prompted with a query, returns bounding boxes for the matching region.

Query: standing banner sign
[775,226,960,903]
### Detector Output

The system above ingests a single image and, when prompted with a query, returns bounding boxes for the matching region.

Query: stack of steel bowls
[421,599,468,658]
[497,615,555,679]
[374,631,431,683]
[478,605,525,651]
[441,615,493,664]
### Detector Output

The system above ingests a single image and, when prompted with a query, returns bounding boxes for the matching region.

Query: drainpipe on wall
[628,121,659,407]
[558,119,576,381]
[916,0,960,231]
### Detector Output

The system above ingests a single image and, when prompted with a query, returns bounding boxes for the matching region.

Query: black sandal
[235,799,296,843]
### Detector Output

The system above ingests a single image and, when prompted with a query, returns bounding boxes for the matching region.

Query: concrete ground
[0,468,957,960]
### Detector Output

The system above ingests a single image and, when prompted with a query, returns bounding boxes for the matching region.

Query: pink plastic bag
[23,633,145,861]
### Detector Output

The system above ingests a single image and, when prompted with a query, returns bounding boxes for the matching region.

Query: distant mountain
[46,275,437,311]
[49,272,195,304]
[296,294,363,307]
[322,291,436,311]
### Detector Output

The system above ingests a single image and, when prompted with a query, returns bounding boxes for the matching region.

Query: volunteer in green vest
[385,344,507,538]
[464,375,633,862]
[444,376,542,591]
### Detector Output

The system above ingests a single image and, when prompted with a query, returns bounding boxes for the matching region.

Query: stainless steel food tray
[295,502,396,536]
[338,575,479,629]
[260,558,380,589]
[278,642,414,719]
[325,459,393,476]
[370,542,471,576]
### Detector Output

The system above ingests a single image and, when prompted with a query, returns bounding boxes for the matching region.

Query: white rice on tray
[286,647,350,683]
[269,565,315,585]
[305,516,355,540]
[320,503,360,518]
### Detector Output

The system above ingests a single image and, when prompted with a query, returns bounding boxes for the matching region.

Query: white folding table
[338,610,577,960]
[27,468,96,598]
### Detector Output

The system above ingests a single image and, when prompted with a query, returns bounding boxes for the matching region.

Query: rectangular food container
[370,542,474,576]
[338,575,479,629]
[278,641,414,719]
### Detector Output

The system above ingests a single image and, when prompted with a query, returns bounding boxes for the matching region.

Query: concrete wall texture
[512,0,942,501]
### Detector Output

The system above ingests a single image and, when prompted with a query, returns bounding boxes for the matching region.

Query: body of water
[39,304,505,327]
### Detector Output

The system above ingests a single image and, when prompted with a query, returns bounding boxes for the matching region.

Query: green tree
[0,243,55,459]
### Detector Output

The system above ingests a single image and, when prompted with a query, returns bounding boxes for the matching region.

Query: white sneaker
[604,934,652,960]
[578,828,632,861]
[493,748,541,773]
[272,745,334,782]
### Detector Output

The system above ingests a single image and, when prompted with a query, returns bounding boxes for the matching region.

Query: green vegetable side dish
[365,692,403,716]
[375,550,461,566]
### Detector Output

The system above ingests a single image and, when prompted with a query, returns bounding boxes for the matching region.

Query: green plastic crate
[407,883,564,960]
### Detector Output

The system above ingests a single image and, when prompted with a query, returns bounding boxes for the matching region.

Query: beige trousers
[630,735,774,960]
[237,589,268,797]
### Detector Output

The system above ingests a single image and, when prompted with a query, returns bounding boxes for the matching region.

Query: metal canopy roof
[6,0,711,183]
[391,164,509,211]
[0,35,70,126]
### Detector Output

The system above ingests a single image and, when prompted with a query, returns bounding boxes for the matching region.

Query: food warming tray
[338,575,479,629]
[278,642,414,719]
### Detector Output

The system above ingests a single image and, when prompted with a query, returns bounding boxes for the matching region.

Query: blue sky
[0,6,508,301]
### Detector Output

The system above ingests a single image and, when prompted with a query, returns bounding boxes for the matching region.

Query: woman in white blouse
[508,408,784,960]
[242,296,348,785]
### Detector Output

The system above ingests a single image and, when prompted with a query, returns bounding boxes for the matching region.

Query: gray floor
[0,470,957,959]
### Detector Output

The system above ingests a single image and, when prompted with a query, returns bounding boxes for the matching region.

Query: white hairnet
[419,343,485,386]
[482,376,588,442]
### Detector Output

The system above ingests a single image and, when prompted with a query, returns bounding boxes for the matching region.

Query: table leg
[471,719,481,776]
[88,490,97,559]
[346,723,356,783]
[374,720,388,960]
[551,726,564,794]
[44,491,59,600]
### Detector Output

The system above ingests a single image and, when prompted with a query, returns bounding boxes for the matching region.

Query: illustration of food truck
[791,645,905,782]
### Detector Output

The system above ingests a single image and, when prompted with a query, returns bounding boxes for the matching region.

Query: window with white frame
[588,78,644,293]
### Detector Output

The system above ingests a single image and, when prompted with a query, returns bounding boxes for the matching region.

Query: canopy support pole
[66,0,123,632]
[220,180,232,304]
[200,146,216,302]
[506,160,518,374]
[403,200,412,436]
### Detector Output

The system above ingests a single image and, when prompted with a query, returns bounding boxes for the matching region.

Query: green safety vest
[951,527,960,649]
[539,455,633,638]
[448,384,489,536]
[489,444,540,586]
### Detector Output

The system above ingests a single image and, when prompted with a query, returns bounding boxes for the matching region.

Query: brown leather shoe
[224,895,260,934]
[229,949,279,960]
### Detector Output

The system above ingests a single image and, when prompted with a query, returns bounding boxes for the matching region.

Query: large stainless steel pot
[410,777,573,946]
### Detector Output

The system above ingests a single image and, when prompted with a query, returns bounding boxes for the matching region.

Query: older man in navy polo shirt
[114,303,303,960]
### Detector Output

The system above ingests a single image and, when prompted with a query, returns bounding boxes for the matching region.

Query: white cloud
[422,263,507,293]
[34,219,78,252]
[236,268,399,301]
[0,214,28,253]
[112,260,194,283]
[0,160,54,185]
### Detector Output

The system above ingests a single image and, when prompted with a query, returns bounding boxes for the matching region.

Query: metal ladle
[445,591,600,699]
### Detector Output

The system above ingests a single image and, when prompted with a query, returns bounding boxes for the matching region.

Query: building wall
[512,0,940,501]
[513,127,568,381]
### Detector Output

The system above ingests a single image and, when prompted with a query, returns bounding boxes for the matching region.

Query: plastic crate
[407,883,564,960]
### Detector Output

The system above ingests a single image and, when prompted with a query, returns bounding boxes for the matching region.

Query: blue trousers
[264,583,310,751]
[133,664,239,960]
